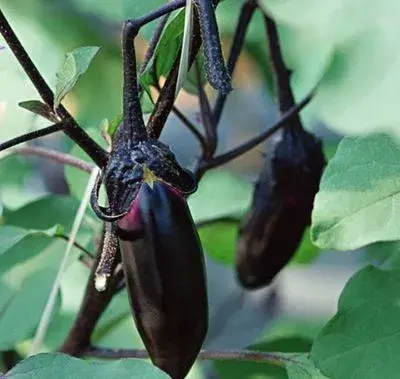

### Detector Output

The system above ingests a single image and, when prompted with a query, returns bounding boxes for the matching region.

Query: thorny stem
[213,0,257,125]
[10,146,94,173]
[85,346,292,366]
[0,10,108,167]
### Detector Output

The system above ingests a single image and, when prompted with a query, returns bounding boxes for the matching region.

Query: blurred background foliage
[0,0,397,377]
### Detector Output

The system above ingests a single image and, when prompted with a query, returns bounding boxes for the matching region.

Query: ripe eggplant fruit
[118,181,208,379]
[236,125,326,289]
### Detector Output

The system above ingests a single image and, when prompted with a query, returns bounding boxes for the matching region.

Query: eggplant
[236,126,326,289]
[117,181,208,379]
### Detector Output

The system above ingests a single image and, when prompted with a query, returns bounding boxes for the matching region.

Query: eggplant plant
[2,1,400,379]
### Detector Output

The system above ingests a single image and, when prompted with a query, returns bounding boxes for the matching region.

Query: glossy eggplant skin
[236,126,326,289]
[118,181,208,379]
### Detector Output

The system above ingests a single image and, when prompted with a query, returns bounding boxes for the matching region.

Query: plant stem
[85,346,291,365]
[195,61,217,158]
[0,122,66,152]
[173,105,207,151]
[10,146,94,173]
[122,20,148,141]
[263,13,296,115]
[0,9,108,167]
[213,0,257,125]
[200,93,312,171]
[134,0,186,29]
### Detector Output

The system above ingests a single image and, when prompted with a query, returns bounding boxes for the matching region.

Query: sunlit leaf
[54,46,100,108]
[5,353,169,378]
[312,133,400,250]
[312,265,400,379]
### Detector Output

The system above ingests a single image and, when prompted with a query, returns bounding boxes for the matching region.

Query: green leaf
[106,114,123,139]
[140,10,185,93]
[18,100,59,123]
[3,195,95,232]
[364,241,400,268]
[5,353,169,378]
[188,171,252,224]
[0,155,39,209]
[0,269,59,350]
[286,355,329,379]
[311,265,400,379]
[259,0,400,138]
[183,55,206,95]
[54,46,100,108]
[0,225,62,258]
[311,133,400,250]
[293,228,321,265]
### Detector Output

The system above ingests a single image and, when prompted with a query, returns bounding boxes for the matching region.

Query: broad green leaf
[364,241,400,268]
[54,46,100,108]
[286,355,329,379]
[260,0,400,138]
[0,225,62,258]
[5,353,169,378]
[0,269,60,350]
[311,133,400,250]
[311,265,400,379]
[0,155,39,209]
[188,171,252,224]
[140,10,185,92]
[3,195,95,232]
[0,3,62,143]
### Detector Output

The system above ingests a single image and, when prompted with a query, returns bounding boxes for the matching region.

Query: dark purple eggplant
[117,181,208,379]
[236,125,326,289]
